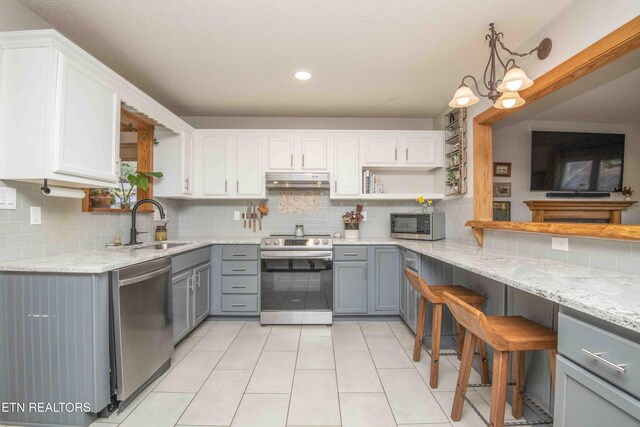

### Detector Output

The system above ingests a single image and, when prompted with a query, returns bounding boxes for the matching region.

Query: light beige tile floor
[91,319,534,427]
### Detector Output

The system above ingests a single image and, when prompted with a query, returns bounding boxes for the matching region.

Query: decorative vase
[422,205,433,214]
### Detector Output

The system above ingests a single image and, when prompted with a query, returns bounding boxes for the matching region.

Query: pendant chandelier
[449,23,552,110]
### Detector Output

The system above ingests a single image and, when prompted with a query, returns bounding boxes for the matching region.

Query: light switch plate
[551,237,569,251]
[361,211,367,221]
[234,211,240,221]
[30,206,42,225]
[0,187,17,210]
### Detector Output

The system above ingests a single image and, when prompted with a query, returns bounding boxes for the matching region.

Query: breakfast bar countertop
[1,236,639,333]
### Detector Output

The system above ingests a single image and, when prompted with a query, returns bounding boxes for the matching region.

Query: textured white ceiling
[19,0,573,117]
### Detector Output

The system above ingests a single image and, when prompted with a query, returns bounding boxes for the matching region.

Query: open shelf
[360,167,444,200]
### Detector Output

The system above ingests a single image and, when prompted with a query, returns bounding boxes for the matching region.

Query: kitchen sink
[133,242,190,251]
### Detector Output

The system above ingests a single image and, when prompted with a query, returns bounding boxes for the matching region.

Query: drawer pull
[231,304,246,307]
[232,285,247,288]
[343,253,359,256]
[233,253,247,257]
[581,349,626,373]
[231,268,247,272]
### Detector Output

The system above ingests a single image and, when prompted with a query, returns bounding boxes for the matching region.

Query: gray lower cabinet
[370,246,400,313]
[210,245,261,315]
[399,248,421,333]
[554,310,640,426]
[334,261,368,314]
[554,355,640,426]
[171,247,212,344]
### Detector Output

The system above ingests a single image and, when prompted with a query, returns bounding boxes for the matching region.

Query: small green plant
[114,162,163,209]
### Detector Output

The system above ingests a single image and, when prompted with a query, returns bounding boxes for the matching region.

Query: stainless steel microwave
[390,213,445,241]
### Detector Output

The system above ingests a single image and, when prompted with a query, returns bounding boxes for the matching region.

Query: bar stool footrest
[423,332,476,357]
[462,385,553,426]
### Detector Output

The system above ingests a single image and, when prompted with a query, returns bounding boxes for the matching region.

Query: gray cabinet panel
[0,272,110,426]
[399,250,407,319]
[172,270,192,344]
[222,261,259,275]
[193,263,211,325]
[334,261,368,314]
[222,245,258,261]
[222,295,259,312]
[371,247,400,313]
[554,355,640,427]
[222,276,259,294]
[172,247,210,273]
[559,312,640,400]
[334,246,368,261]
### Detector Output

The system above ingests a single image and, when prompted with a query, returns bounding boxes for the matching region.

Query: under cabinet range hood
[266,172,330,190]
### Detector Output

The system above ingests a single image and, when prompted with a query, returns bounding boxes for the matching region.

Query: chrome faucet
[128,199,166,245]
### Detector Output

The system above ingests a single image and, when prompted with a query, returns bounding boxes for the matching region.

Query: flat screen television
[530,131,625,192]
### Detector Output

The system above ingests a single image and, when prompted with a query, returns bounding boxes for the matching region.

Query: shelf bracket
[471,227,484,246]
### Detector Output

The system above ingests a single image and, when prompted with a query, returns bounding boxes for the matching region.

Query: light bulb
[457,97,470,106]
[294,71,312,80]
[506,80,523,91]
[501,98,517,108]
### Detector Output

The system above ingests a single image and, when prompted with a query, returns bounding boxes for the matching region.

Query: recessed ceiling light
[294,71,312,80]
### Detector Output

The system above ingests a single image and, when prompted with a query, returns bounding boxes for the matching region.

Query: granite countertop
[0,237,262,274]
[1,235,639,333]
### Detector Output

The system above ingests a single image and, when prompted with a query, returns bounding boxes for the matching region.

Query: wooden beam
[466,221,640,241]
[473,120,493,223]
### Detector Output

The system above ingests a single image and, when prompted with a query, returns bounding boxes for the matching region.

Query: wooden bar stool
[404,268,490,389]
[443,292,557,427]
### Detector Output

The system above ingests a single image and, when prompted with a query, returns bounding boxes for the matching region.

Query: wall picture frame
[493,162,512,177]
[493,182,512,198]
[493,201,511,221]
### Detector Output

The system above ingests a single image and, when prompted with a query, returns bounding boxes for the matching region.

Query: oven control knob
[274,241,280,246]
[314,239,320,245]
[264,240,271,245]
[322,239,329,245]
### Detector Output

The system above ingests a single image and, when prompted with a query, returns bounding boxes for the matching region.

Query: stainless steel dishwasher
[111,257,173,402]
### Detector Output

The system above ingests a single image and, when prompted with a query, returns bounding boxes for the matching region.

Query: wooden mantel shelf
[524,200,637,224]
[466,220,640,242]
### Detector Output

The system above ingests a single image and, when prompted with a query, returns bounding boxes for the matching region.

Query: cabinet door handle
[233,253,247,257]
[290,154,294,167]
[236,180,239,193]
[343,253,359,256]
[406,147,408,161]
[334,180,337,192]
[232,268,247,272]
[581,349,626,373]
[184,178,190,190]
[187,276,193,291]
[394,148,397,161]
[225,180,228,193]
[302,154,305,167]
[363,268,367,281]
[232,285,247,288]
[232,304,246,307]
[196,272,201,288]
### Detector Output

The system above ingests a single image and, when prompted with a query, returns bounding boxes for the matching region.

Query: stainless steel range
[260,234,333,325]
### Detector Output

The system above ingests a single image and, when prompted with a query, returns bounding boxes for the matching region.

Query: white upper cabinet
[154,131,195,198]
[0,34,120,186]
[235,136,263,197]
[361,132,443,168]
[362,136,398,165]
[53,54,120,183]
[332,136,360,198]
[202,135,230,196]
[266,134,328,171]
[181,132,194,195]
[300,136,328,170]
[267,136,296,170]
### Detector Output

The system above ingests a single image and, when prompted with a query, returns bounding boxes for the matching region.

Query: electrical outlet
[361,211,367,221]
[30,206,42,225]
[234,211,240,221]
[551,237,569,252]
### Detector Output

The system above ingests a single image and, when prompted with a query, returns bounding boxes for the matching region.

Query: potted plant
[89,188,114,208]
[114,162,163,209]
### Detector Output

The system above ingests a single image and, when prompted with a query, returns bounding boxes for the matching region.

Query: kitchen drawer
[172,247,210,273]
[559,312,640,399]
[222,261,258,275]
[222,276,259,294]
[334,246,367,261]
[222,295,258,312]
[222,245,258,261]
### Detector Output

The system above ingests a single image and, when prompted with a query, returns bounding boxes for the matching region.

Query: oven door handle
[261,250,333,261]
